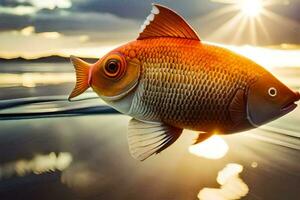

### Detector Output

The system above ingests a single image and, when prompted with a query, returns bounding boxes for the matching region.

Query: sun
[239,0,263,17]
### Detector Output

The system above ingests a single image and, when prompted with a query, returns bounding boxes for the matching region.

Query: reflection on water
[0,152,72,179]
[251,162,258,168]
[0,73,74,88]
[198,163,249,200]
[189,135,229,159]
[0,63,299,199]
[61,163,112,195]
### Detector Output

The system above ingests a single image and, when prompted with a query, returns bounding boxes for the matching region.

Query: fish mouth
[281,101,297,114]
[281,91,300,114]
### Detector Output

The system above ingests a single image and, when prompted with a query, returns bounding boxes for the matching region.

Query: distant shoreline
[0,56,98,63]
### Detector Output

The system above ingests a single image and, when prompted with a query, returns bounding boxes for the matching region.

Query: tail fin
[68,55,91,101]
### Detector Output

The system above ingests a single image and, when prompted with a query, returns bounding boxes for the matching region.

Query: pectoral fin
[127,118,182,161]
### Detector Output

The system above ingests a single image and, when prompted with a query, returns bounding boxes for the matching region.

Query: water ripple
[0,96,119,120]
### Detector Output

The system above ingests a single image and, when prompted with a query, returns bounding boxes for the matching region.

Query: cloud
[0,5,37,15]
[0,0,72,9]
[0,26,93,59]
[0,0,32,7]
[0,0,72,16]
[0,0,298,48]
[33,11,139,33]
[0,9,140,35]
[71,0,219,19]
[71,0,300,22]
[0,13,31,30]
[19,26,34,36]
[26,0,72,9]
[19,26,62,39]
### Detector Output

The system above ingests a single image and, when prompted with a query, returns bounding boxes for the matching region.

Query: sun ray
[208,13,244,41]
[210,0,239,3]
[256,15,271,43]
[249,17,258,44]
[195,5,240,23]
[232,16,248,43]
[202,0,296,45]
[261,8,300,28]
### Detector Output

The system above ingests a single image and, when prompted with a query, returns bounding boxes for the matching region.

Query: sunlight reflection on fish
[198,163,249,200]
[189,135,229,159]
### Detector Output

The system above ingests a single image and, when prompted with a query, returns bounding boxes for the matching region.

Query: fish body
[113,38,265,133]
[68,4,300,161]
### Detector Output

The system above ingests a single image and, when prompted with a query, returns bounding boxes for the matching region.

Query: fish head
[90,50,141,113]
[247,73,300,126]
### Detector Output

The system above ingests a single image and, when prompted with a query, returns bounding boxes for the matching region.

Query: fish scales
[121,38,266,132]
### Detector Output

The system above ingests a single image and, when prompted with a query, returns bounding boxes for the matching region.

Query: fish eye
[268,87,277,97]
[104,59,121,78]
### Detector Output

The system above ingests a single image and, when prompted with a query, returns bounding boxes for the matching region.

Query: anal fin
[194,132,214,144]
[128,118,182,161]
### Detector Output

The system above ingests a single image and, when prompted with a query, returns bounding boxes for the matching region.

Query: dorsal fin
[137,4,200,41]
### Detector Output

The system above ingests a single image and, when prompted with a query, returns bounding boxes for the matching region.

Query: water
[0,62,299,200]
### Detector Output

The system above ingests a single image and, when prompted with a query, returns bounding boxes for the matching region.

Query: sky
[0,0,299,58]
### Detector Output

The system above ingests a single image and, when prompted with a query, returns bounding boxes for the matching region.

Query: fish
[68,4,300,161]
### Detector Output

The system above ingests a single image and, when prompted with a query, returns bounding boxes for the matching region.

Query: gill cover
[247,73,297,126]
[68,56,91,101]
[91,52,140,100]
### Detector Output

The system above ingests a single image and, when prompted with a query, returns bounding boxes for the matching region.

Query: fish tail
[68,55,91,101]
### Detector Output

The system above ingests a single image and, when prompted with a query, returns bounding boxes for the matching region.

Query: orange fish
[69,4,300,161]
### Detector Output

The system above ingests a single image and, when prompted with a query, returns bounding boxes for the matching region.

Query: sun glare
[189,135,229,159]
[198,163,249,200]
[239,0,263,17]
[205,0,294,45]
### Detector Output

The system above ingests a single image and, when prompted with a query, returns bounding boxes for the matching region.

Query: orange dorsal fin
[68,56,91,101]
[137,4,200,41]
